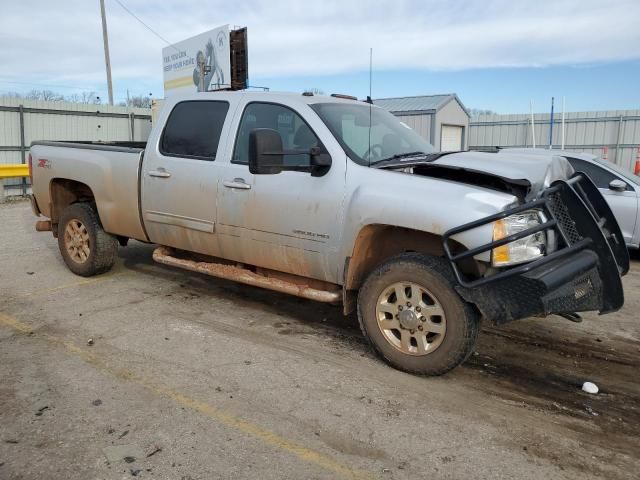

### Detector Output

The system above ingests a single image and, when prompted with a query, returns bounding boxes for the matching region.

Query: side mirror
[249,128,332,176]
[249,128,284,175]
[609,179,627,192]
[310,146,332,177]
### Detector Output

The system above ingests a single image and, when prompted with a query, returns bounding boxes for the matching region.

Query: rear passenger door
[141,100,232,256]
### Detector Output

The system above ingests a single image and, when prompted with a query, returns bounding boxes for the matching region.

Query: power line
[112,0,177,49]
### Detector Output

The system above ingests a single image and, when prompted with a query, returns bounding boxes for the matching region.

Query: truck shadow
[118,241,362,335]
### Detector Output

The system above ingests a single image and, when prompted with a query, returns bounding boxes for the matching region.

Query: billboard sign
[162,25,230,95]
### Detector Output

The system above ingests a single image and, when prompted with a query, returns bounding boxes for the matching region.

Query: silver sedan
[501,148,640,249]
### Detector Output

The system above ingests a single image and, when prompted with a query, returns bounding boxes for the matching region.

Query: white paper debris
[582,381,599,394]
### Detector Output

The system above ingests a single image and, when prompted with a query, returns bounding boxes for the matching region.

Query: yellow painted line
[38,272,129,296]
[7,271,130,300]
[0,164,29,179]
[0,313,33,334]
[0,313,372,480]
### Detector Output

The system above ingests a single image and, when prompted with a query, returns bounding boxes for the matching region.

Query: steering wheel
[364,144,384,162]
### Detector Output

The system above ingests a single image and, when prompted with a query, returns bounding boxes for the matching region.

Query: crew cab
[28,91,629,375]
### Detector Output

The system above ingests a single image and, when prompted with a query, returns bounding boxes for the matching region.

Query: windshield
[591,155,640,185]
[310,102,436,166]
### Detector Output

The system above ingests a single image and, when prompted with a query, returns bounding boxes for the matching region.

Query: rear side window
[160,101,229,160]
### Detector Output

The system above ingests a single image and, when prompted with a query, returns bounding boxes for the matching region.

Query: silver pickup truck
[28,91,629,375]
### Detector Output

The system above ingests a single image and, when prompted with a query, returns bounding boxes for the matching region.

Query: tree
[467,108,497,116]
[118,94,152,109]
[1,91,24,99]
[0,89,102,104]
[65,91,101,104]
[23,89,64,102]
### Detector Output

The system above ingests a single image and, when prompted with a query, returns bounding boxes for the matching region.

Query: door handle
[223,178,251,190]
[148,169,171,178]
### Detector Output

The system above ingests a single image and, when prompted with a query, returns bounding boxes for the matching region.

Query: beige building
[374,94,470,151]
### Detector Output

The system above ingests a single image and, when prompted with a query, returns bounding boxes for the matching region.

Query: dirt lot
[1,199,639,479]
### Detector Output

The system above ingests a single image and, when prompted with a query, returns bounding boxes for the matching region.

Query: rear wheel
[57,203,118,277]
[357,253,479,375]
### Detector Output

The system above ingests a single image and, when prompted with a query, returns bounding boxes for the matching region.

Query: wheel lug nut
[415,307,421,312]
[395,314,399,319]
[418,325,423,331]
[398,306,403,311]
[406,302,411,307]
[420,316,426,322]
[410,329,415,334]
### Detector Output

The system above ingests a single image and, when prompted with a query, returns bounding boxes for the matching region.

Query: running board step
[152,246,341,304]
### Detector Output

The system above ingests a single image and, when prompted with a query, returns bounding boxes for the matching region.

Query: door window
[567,158,632,191]
[160,101,229,160]
[233,102,320,168]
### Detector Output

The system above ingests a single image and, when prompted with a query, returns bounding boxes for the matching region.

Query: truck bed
[29,140,148,242]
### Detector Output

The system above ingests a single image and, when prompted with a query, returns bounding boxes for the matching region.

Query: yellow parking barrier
[0,164,29,179]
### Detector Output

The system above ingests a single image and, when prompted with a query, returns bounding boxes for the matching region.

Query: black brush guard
[442,173,629,324]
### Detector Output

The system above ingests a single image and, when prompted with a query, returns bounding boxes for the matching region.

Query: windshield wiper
[370,151,429,165]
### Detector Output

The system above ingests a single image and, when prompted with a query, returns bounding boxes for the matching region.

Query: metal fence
[0,97,152,195]
[469,109,640,172]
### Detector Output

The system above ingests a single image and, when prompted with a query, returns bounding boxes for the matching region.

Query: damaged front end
[442,173,629,325]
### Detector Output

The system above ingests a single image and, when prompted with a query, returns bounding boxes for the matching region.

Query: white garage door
[440,125,463,151]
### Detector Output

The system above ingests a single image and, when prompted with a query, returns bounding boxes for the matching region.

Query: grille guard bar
[442,173,628,312]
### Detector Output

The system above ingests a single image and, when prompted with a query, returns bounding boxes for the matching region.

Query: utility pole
[369,47,373,99]
[99,0,114,105]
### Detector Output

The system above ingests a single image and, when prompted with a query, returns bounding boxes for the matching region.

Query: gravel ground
[1,199,639,480]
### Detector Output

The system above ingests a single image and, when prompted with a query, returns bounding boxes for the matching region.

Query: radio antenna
[369,47,373,99]
[367,47,373,167]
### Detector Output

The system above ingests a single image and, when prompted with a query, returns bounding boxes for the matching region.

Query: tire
[357,253,479,375]
[57,203,118,277]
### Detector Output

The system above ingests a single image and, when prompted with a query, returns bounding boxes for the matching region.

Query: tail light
[28,153,33,184]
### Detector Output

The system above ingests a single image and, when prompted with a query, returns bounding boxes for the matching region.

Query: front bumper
[443,174,629,325]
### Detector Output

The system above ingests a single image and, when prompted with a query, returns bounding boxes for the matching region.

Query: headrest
[294,125,317,148]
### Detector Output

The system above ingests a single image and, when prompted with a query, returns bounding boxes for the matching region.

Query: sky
[0,0,639,113]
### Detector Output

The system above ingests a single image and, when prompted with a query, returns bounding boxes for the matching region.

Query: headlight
[492,210,546,267]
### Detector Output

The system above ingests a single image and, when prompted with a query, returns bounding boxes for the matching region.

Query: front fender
[337,165,518,279]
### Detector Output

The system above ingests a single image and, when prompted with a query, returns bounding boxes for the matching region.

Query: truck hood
[375,151,575,200]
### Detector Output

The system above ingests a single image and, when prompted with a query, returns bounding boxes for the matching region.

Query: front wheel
[57,203,118,277]
[357,253,479,375]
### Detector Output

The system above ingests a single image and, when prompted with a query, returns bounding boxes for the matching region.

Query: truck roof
[162,90,376,107]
